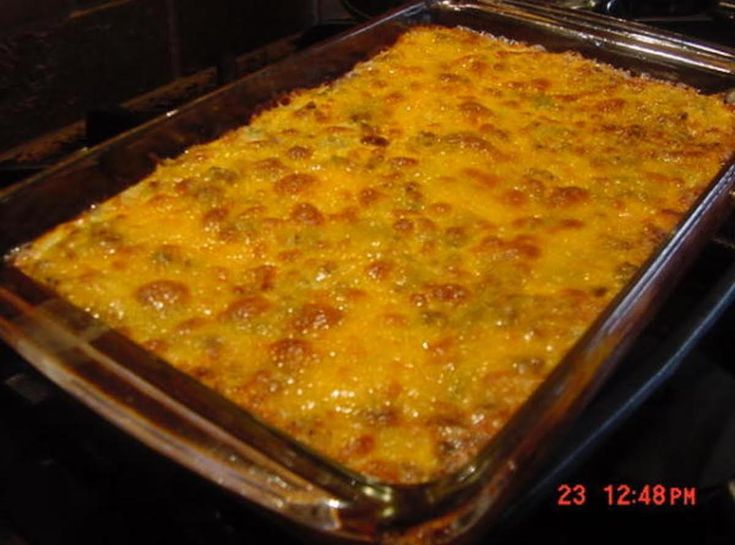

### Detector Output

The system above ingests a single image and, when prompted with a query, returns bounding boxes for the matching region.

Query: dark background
[0,0,319,152]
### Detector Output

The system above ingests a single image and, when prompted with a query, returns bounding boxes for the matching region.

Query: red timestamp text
[556,484,587,506]
[556,483,697,507]
[603,484,696,507]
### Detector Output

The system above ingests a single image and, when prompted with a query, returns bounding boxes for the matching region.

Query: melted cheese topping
[13,27,735,483]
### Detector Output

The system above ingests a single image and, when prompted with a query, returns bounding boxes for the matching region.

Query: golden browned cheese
[13,27,735,483]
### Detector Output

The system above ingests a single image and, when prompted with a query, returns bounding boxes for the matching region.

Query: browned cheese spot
[274,173,317,195]
[443,132,492,151]
[444,226,468,247]
[458,100,492,117]
[221,295,271,323]
[365,260,394,281]
[428,283,470,304]
[501,189,528,207]
[341,434,376,459]
[237,369,281,409]
[548,186,590,207]
[290,202,325,225]
[135,280,190,311]
[428,202,453,215]
[287,146,313,160]
[463,168,499,189]
[361,134,390,147]
[291,303,344,334]
[244,264,277,291]
[557,218,585,230]
[595,98,626,113]
[254,158,288,179]
[477,235,541,260]
[388,156,419,168]
[151,244,185,265]
[393,218,414,234]
[359,187,383,206]
[202,207,229,230]
[175,317,208,334]
[269,338,314,371]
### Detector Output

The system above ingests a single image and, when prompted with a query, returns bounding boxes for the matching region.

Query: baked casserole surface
[13,27,735,483]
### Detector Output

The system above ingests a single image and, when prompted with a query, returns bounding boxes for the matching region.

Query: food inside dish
[12,26,735,483]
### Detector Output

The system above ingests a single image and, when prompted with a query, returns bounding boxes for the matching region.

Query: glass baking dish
[1,1,734,542]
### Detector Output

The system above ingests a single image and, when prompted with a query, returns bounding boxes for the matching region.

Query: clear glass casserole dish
[1,1,734,542]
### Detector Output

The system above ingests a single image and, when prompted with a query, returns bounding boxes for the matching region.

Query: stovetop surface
[2,1,735,544]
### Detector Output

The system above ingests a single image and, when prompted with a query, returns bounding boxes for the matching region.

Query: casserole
[1,1,734,542]
[9,23,735,485]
